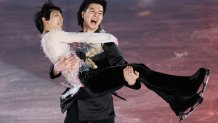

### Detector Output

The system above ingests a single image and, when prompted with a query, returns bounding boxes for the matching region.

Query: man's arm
[47,30,118,45]
[49,56,78,79]
[49,64,61,79]
[102,42,126,66]
[103,43,141,90]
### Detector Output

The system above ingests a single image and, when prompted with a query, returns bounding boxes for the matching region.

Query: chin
[87,27,97,31]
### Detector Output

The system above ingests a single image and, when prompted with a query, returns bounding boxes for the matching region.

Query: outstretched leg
[132,64,210,121]
[79,63,210,121]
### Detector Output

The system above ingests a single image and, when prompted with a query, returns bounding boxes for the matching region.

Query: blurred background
[0,0,218,123]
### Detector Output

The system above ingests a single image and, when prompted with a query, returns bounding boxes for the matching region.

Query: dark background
[0,0,217,123]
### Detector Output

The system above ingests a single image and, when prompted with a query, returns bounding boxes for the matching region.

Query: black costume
[51,42,209,122]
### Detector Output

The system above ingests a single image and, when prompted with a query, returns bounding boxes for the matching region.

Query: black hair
[34,1,62,33]
[77,0,107,28]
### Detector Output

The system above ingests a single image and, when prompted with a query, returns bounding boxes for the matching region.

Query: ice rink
[0,0,218,123]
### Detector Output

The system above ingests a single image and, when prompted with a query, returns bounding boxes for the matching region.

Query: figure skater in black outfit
[77,46,210,122]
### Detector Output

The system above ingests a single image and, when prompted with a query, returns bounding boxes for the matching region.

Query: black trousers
[79,64,208,116]
[64,101,80,123]
[64,100,114,123]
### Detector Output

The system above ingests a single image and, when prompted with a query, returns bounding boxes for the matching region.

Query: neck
[83,26,98,33]
[43,26,50,33]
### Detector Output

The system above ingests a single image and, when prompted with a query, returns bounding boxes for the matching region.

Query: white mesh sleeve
[47,30,118,45]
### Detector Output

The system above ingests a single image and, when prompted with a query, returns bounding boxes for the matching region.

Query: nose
[93,12,99,18]
[59,15,63,21]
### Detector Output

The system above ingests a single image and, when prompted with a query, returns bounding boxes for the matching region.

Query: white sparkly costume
[41,29,118,98]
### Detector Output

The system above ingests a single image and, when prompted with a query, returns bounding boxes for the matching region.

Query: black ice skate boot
[178,68,210,122]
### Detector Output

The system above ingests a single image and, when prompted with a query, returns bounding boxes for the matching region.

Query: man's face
[82,3,104,31]
[45,10,63,31]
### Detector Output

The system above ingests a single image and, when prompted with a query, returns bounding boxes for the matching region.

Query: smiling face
[42,10,63,32]
[82,3,104,32]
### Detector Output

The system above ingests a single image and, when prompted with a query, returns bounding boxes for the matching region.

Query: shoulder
[47,29,65,38]
[43,29,67,43]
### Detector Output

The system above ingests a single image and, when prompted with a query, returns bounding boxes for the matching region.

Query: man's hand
[123,66,139,85]
[53,56,78,75]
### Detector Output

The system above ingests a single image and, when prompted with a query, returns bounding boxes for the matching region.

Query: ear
[42,17,48,23]
[81,11,85,18]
